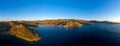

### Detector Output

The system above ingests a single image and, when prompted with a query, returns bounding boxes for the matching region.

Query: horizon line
[0,19,120,23]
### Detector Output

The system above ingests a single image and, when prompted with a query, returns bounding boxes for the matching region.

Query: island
[90,20,120,24]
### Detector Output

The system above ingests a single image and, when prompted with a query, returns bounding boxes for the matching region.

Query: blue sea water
[0,23,120,46]
[29,23,120,46]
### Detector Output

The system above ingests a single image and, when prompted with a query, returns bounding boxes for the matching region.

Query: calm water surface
[29,23,120,46]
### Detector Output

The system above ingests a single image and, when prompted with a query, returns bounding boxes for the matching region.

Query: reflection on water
[1,23,120,46]
[0,35,26,46]
[30,23,120,46]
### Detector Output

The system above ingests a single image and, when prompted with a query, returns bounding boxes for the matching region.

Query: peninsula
[0,21,41,42]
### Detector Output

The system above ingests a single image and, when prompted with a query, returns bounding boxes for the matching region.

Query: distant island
[90,20,120,24]
[0,19,119,42]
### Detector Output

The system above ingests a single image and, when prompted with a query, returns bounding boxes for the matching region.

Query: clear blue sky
[0,0,120,22]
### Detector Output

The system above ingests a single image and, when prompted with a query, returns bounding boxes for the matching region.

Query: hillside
[0,22,10,32]
[15,19,93,28]
[38,19,93,28]
[0,21,41,42]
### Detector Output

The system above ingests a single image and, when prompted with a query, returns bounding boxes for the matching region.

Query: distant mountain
[90,20,120,24]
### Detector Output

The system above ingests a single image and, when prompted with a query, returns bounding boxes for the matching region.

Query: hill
[0,21,41,42]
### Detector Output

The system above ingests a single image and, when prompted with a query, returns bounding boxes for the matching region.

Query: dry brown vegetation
[0,21,41,42]
[39,19,93,28]
[16,19,93,28]
[40,19,92,25]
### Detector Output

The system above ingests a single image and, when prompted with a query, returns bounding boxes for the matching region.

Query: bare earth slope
[39,19,93,28]
[0,21,41,42]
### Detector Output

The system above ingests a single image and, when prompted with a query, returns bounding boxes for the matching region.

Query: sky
[0,0,120,22]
